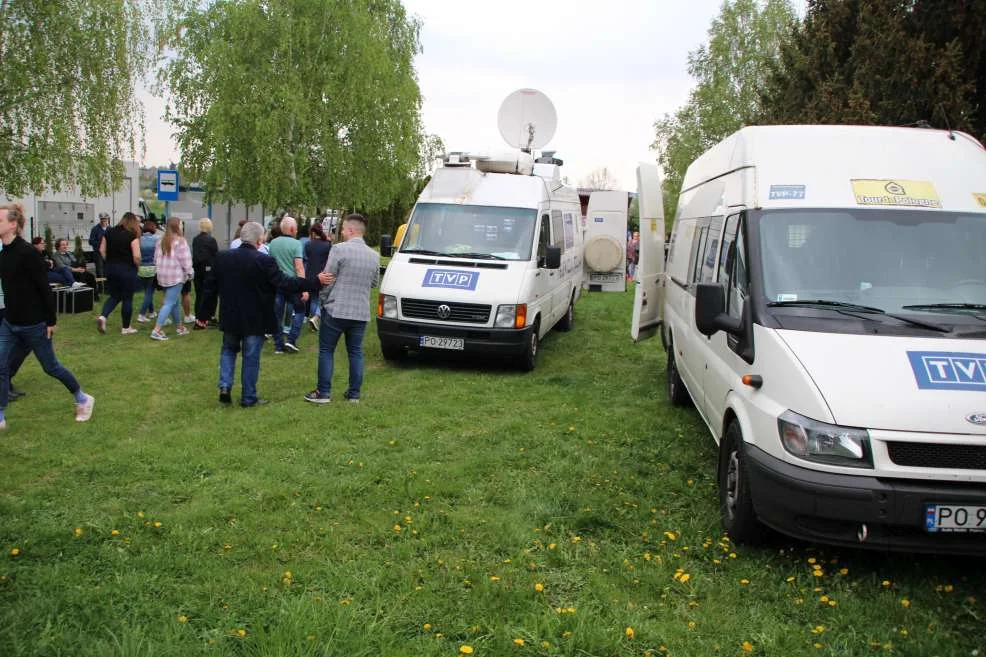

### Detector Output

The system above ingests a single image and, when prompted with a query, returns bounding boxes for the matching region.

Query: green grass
[0,290,982,656]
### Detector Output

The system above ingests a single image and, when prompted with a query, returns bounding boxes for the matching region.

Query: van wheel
[666,348,690,407]
[518,321,539,371]
[557,298,574,331]
[380,341,405,361]
[718,421,765,545]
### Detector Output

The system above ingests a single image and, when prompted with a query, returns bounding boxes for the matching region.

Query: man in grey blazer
[305,213,379,404]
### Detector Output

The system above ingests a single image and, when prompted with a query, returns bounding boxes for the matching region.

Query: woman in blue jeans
[150,217,193,341]
[0,203,94,430]
[137,218,160,322]
[96,212,141,335]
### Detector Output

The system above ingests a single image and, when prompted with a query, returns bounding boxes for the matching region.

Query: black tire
[718,421,766,545]
[518,321,539,371]
[666,346,691,407]
[380,341,406,361]
[556,297,574,332]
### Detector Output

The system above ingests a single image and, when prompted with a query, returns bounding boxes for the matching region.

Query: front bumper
[745,444,986,555]
[376,317,534,356]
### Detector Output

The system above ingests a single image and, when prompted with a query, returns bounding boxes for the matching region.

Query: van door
[549,208,568,320]
[681,215,723,420]
[532,212,555,331]
[702,212,750,433]
[631,162,665,341]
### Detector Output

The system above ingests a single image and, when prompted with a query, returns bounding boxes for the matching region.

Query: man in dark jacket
[202,221,329,407]
[191,217,219,329]
[89,212,110,277]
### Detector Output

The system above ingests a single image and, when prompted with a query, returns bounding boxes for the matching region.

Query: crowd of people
[0,205,380,427]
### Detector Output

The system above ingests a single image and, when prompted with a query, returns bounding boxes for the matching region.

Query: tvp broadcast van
[644,124,986,554]
[376,90,583,371]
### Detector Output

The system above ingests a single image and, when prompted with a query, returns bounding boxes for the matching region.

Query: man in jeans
[202,222,328,407]
[305,213,379,404]
[267,215,307,353]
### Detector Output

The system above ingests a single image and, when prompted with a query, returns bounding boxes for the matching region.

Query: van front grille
[401,298,491,324]
[887,442,986,470]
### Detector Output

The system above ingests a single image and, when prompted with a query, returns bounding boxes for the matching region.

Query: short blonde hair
[198,218,213,233]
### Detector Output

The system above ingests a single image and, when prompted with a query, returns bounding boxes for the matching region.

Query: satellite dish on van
[497,89,557,153]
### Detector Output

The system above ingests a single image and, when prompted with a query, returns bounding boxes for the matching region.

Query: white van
[377,152,583,371]
[639,125,986,554]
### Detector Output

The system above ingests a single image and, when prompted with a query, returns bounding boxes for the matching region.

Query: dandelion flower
[177,615,188,623]
[393,524,402,533]
[459,646,474,655]
[742,640,754,652]
[74,527,83,537]
[153,521,162,528]
[111,529,120,536]
[535,582,544,592]
[740,578,750,586]
[234,628,247,637]
[664,531,677,541]
[901,598,910,608]
[548,543,557,550]
[423,623,432,632]
[562,631,573,638]
[513,638,525,646]
[839,568,849,575]
[489,576,500,582]
[10,547,20,557]
[882,580,892,588]
[625,627,635,639]
[943,584,954,593]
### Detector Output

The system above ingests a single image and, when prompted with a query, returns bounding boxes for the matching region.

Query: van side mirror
[695,283,743,337]
[380,234,393,258]
[544,245,562,270]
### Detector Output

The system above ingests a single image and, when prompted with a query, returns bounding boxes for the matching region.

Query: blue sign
[422,269,479,290]
[157,170,179,201]
[907,351,986,391]
[769,184,806,200]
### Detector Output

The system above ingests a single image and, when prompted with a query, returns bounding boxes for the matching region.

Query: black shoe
[219,387,232,404]
[240,398,269,408]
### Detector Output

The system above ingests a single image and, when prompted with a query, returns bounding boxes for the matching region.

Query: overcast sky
[142,0,734,191]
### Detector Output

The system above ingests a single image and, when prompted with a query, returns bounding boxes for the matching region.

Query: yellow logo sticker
[973,193,986,208]
[850,179,941,209]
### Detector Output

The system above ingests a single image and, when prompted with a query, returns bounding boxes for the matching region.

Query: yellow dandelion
[785,576,795,583]
[811,625,825,634]
[73,527,83,537]
[392,524,402,533]
[306,635,316,641]
[177,615,188,623]
[513,638,525,646]
[839,568,849,575]
[899,629,909,637]
[541,641,551,648]
[625,627,635,639]
[813,642,823,649]
[741,640,754,652]
[807,557,817,564]
[534,582,544,592]
[339,598,352,606]
[283,571,293,579]
[688,621,697,630]
[901,598,910,608]
[423,623,432,632]
[664,531,677,541]
[562,631,573,638]
[234,628,247,637]
[489,575,500,582]
[819,595,829,603]
[548,543,557,550]
[459,646,474,655]
[882,580,892,588]
[153,521,162,528]
[111,529,120,536]
[10,547,21,557]
[571,535,582,543]
[137,511,144,518]
[943,584,954,593]
[740,578,750,586]
[828,600,838,607]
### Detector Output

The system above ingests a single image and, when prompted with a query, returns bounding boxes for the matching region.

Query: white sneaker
[147,312,157,319]
[137,314,148,323]
[149,330,169,341]
[75,394,95,422]
[184,315,195,323]
[121,327,138,335]
[96,316,106,334]
[71,281,85,289]
[163,318,173,326]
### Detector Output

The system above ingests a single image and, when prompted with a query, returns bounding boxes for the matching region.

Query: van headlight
[378,294,398,319]
[777,410,872,468]
[494,304,527,329]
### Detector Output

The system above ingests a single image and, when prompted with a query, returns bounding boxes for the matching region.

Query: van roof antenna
[938,103,956,141]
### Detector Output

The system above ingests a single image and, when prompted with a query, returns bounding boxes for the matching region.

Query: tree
[0,0,151,197]
[579,166,619,191]
[158,0,424,213]
[760,0,986,141]
[651,0,796,220]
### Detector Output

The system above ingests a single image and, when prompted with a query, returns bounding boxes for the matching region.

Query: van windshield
[401,203,537,261]
[758,209,986,312]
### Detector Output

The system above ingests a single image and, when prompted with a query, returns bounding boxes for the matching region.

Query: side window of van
[688,219,710,285]
[550,209,565,252]
[537,214,550,264]
[700,221,722,283]
[562,212,575,249]
[721,214,748,320]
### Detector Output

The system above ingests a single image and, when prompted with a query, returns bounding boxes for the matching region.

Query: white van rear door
[631,162,665,341]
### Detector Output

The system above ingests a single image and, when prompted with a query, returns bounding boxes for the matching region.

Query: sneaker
[149,330,169,341]
[121,327,138,335]
[71,281,86,289]
[0,419,5,430]
[184,315,195,323]
[304,390,331,404]
[96,316,106,334]
[308,316,319,332]
[343,393,360,404]
[176,326,190,336]
[219,387,232,404]
[147,312,157,319]
[283,342,300,353]
[75,394,95,422]
[137,314,149,323]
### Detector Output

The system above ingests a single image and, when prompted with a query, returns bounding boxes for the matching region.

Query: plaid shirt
[319,236,379,321]
[154,238,193,287]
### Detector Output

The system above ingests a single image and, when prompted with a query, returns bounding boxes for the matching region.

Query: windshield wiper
[902,303,986,311]
[441,252,507,260]
[767,299,949,332]
[400,248,444,256]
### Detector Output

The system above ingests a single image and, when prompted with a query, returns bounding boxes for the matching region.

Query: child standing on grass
[150,217,194,341]
[0,203,94,429]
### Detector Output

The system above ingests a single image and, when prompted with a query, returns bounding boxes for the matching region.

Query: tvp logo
[423,269,479,291]
[908,351,986,391]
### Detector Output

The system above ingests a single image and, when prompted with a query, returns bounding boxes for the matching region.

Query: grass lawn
[0,289,982,656]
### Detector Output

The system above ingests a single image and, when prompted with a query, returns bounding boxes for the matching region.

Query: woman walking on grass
[150,218,193,341]
[0,203,94,430]
[137,217,160,323]
[96,212,141,335]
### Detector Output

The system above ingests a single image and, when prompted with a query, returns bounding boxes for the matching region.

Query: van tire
[718,421,766,545]
[666,348,690,407]
[380,342,406,361]
[518,321,539,371]
[557,298,574,331]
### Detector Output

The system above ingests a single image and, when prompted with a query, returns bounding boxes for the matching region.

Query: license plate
[924,504,986,533]
[419,335,464,351]
[590,272,623,283]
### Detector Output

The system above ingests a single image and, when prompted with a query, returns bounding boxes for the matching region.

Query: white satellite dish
[497,89,557,153]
